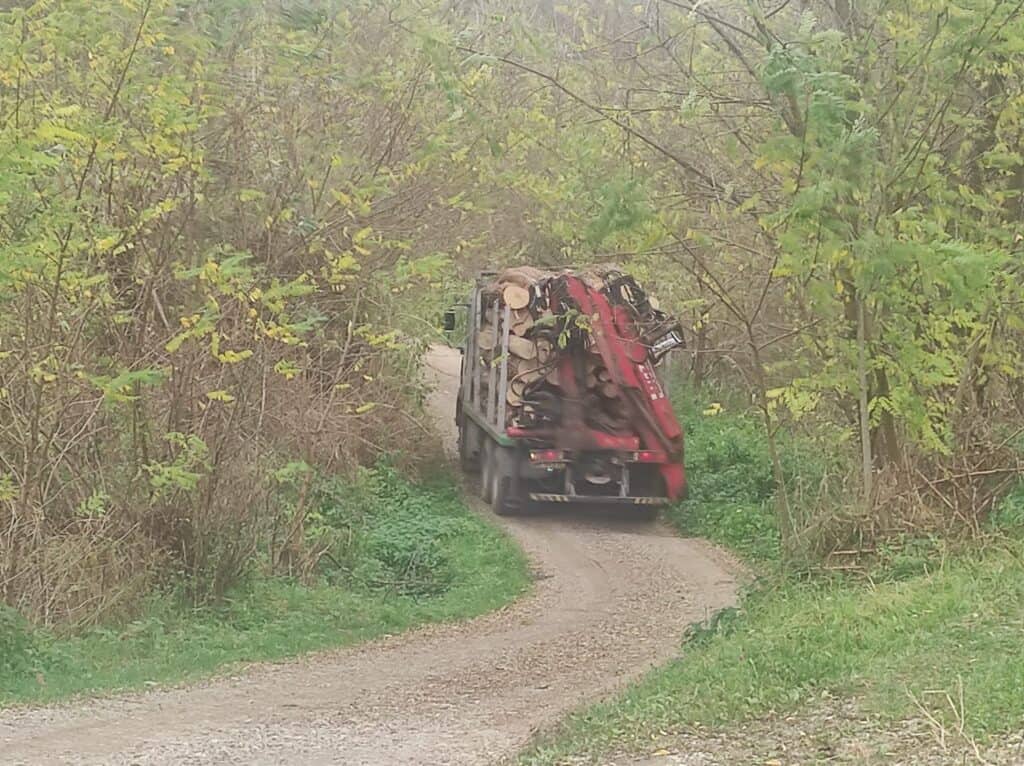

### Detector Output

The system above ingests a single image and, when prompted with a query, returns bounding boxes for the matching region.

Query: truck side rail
[462,282,513,440]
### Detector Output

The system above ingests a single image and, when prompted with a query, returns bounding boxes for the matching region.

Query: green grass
[0,468,530,706]
[522,539,1024,763]
[668,392,780,561]
[518,388,1024,764]
[667,386,834,563]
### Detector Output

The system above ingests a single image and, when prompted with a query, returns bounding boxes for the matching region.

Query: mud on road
[0,346,738,766]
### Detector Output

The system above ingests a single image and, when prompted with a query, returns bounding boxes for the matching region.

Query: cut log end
[503,284,530,310]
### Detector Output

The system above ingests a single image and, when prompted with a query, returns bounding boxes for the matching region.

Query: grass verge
[0,467,529,707]
[519,390,1024,765]
[521,538,1024,764]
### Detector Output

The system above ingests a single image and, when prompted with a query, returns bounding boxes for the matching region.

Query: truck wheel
[492,474,512,515]
[458,419,480,473]
[635,505,659,522]
[490,447,522,516]
[455,398,479,473]
[480,442,495,503]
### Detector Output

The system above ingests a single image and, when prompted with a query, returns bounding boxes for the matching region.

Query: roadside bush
[0,605,38,677]
[874,535,949,581]
[0,1,460,626]
[668,389,782,561]
[310,465,471,597]
[667,383,893,564]
[989,481,1024,532]
[358,511,463,596]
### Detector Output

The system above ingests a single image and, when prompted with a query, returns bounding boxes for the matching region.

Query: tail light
[529,449,565,463]
[631,450,667,463]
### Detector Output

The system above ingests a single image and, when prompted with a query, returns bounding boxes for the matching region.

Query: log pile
[475,266,679,433]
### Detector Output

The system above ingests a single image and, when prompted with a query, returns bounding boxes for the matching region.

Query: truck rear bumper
[528,493,669,506]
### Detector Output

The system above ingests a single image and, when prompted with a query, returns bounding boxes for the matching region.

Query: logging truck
[443,267,687,516]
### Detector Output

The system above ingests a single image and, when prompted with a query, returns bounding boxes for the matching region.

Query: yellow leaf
[96,235,120,253]
[274,360,301,380]
[354,402,377,414]
[238,189,265,203]
[217,349,253,364]
[206,390,235,403]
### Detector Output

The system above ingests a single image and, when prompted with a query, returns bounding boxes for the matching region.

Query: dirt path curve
[0,346,738,766]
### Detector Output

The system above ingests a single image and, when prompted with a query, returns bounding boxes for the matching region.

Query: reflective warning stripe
[528,493,667,505]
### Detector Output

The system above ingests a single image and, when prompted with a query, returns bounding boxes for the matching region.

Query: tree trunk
[857,297,873,499]
[870,369,902,467]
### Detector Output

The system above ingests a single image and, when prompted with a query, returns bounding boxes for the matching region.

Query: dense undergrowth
[521,388,1024,765]
[667,391,784,563]
[0,466,529,706]
[0,0,469,628]
[667,386,846,564]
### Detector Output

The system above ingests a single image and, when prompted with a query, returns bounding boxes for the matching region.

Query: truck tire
[492,473,513,516]
[635,505,659,522]
[455,398,480,473]
[458,420,480,473]
[480,441,495,503]
[489,446,522,516]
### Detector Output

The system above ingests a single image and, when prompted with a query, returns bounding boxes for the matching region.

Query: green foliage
[754,2,1024,456]
[0,605,39,678]
[0,470,530,706]
[584,177,652,247]
[143,433,210,498]
[0,0,483,623]
[521,541,1024,764]
[989,481,1024,532]
[668,385,832,562]
[873,535,950,581]
[358,508,462,596]
[310,465,478,597]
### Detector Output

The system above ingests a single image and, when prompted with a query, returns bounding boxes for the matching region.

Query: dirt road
[0,346,738,766]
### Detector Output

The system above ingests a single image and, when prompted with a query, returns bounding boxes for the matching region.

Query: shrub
[0,605,38,678]
[668,384,836,563]
[989,481,1024,532]
[309,465,469,597]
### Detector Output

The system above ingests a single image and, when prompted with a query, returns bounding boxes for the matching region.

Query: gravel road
[0,345,738,765]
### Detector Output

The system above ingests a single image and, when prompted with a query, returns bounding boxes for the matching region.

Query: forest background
[1,0,1022,669]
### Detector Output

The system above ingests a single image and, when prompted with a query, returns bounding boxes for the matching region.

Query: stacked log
[476,266,654,433]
